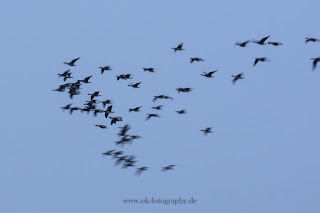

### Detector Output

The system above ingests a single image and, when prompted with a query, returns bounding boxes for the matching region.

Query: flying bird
[253,57,270,66]
[231,73,244,85]
[105,105,114,118]
[102,149,115,156]
[128,82,142,88]
[172,42,185,52]
[101,99,112,108]
[235,40,252,47]
[152,105,163,110]
[95,125,107,129]
[268,42,283,46]
[99,66,112,74]
[143,68,156,73]
[176,88,193,93]
[162,165,175,171]
[200,127,213,135]
[201,70,217,78]
[176,110,186,114]
[146,114,160,120]
[253,36,270,45]
[64,57,80,66]
[153,95,173,102]
[190,57,204,63]
[305,37,320,44]
[129,106,142,112]
[61,104,72,111]
[135,167,149,176]
[80,75,92,83]
[88,91,101,100]
[311,57,320,70]
[110,116,123,125]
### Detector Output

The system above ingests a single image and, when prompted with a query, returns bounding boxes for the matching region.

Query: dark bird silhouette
[252,36,270,45]
[190,57,204,63]
[201,70,217,78]
[172,42,185,52]
[146,114,160,120]
[110,116,123,125]
[129,106,142,112]
[95,125,107,129]
[99,66,112,74]
[69,107,80,115]
[102,149,115,156]
[92,109,104,117]
[268,42,283,46]
[80,75,92,83]
[153,95,173,102]
[128,82,142,88]
[105,105,115,118]
[143,68,156,73]
[64,57,80,66]
[61,104,72,111]
[115,155,128,166]
[88,91,101,100]
[152,105,163,110]
[162,165,175,171]
[118,124,131,137]
[311,57,320,70]
[176,109,186,114]
[136,167,149,176]
[176,88,193,93]
[57,69,71,77]
[200,127,213,135]
[253,57,270,66]
[101,99,112,108]
[116,74,132,80]
[113,151,123,158]
[231,73,244,85]
[305,37,320,44]
[235,40,252,47]
[129,135,142,140]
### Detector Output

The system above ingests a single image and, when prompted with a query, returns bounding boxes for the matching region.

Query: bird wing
[260,36,270,43]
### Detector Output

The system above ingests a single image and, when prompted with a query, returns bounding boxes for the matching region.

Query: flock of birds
[53,36,320,176]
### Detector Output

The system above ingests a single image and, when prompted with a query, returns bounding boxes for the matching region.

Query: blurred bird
[231,73,244,85]
[146,114,160,120]
[61,104,72,111]
[162,165,175,171]
[153,95,173,102]
[176,88,193,93]
[172,42,185,52]
[143,68,156,73]
[200,127,213,135]
[305,37,320,44]
[99,66,112,74]
[64,57,80,66]
[105,105,115,118]
[95,125,107,129]
[88,91,101,100]
[129,106,142,112]
[252,36,270,45]
[201,70,217,78]
[152,105,163,110]
[235,40,252,47]
[128,82,142,88]
[268,42,283,46]
[136,167,149,176]
[101,99,112,108]
[80,75,92,83]
[311,57,320,70]
[176,110,186,114]
[110,116,123,125]
[253,57,270,66]
[102,149,115,156]
[190,57,204,63]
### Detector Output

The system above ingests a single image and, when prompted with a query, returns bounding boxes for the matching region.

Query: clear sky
[1,0,320,212]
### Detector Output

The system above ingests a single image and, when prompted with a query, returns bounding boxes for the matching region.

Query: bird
[200,127,213,135]
[110,116,123,125]
[64,57,80,66]
[129,106,142,112]
[176,88,193,93]
[95,125,107,129]
[235,40,252,47]
[69,107,80,115]
[172,42,185,52]
[88,91,101,100]
[152,105,163,110]
[311,57,320,70]
[57,69,71,78]
[101,99,112,108]
[116,74,132,80]
[162,165,175,171]
[146,114,160,120]
[201,70,217,78]
[252,36,270,45]
[143,68,156,73]
[118,124,131,137]
[135,167,149,176]
[253,57,270,66]
[128,82,142,88]
[102,149,115,156]
[268,42,283,46]
[153,95,173,102]
[231,73,244,85]
[99,66,112,74]
[80,75,92,83]
[305,37,320,44]
[190,57,204,63]
[61,104,72,111]
[176,110,186,114]
[105,105,114,118]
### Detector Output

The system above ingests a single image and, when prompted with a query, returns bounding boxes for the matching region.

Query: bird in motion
[80,75,92,83]
[99,66,112,74]
[116,74,132,80]
[235,40,252,47]
[305,37,320,44]
[129,106,142,112]
[268,42,283,46]
[152,105,163,110]
[252,36,270,45]
[253,57,270,66]
[201,70,217,78]
[104,105,115,118]
[102,149,115,156]
[101,99,112,108]
[176,88,193,93]
[231,73,244,85]
[172,42,185,52]
[128,82,142,88]
[61,104,72,111]
[311,57,320,70]
[95,125,107,129]
[190,57,204,63]
[64,57,80,66]
[153,95,173,102]
[88,91,101,100]
[143,68,156,73]
[135,167,149,176]
[176,110,186,114]
[110,116,123,125]
[162,165,175,171]
[146,114,160,120]
[200,127,213,135]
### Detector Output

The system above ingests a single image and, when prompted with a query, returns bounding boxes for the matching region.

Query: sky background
[1,0,320,212]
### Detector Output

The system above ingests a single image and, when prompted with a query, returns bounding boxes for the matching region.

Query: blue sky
[1,0,320,212]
